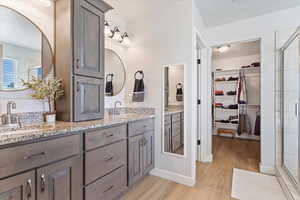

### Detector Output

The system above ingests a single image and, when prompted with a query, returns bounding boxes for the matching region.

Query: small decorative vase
[45,113,56,123]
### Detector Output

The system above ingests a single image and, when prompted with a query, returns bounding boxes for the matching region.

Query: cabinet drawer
[172,121,181,137]
[85,166,126,200]
[172,113,181,122]
[0,135,80,178]
[85,124,127,150]
[85,140,127,184]
[128,119,154,137]
[164,115,171,125]
[172,135,181,152]
[45,135,81,164]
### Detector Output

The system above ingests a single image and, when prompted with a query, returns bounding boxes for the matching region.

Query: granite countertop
[165,106,184,115]
[0,108,155,147]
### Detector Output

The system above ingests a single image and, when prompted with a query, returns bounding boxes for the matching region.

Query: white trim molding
[260,163,276,175]
[150,168,195,187]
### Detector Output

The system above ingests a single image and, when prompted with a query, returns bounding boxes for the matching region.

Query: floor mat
[231,168,286,200]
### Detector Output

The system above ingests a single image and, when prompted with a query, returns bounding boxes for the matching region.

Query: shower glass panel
[281,31,300,184]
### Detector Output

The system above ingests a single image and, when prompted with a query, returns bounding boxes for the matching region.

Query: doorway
[211,40,261,171]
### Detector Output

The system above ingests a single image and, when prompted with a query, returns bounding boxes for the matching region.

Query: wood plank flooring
[123,136,260,200]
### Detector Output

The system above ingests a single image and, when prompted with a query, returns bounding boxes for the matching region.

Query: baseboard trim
[150,168,195,187]
[203,154,213,162]
[260,163,276,175]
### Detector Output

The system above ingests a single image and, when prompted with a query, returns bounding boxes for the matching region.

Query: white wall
[203,6,300,174]
[125,0,197,185]
[213,54,260,70]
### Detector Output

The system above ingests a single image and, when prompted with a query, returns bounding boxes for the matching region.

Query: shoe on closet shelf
[227,91,236,95]
[215,77,226,82]
[227,77,238,81]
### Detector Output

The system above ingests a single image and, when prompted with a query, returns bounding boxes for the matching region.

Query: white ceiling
[0,6,41,50]
[213,40,260,59]
[195,0,300,27]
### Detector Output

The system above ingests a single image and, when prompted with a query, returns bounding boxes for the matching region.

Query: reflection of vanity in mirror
[0,6,53,91]
[163,64,184,156]
[104,48,126,97]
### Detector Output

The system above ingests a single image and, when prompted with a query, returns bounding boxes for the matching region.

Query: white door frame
[194,28,213,163]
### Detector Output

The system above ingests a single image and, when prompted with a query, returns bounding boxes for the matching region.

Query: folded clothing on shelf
[241,65,250,69]
[217,128,236,135]
[227,77,238,81]
[215,103,223,108]
[227,91,236,96]
[251,62,260,67]
[229,115,238,120]
[226,104,238,109]
[215,90,224,96]
[215,120,230,123]
[215,77,226,82]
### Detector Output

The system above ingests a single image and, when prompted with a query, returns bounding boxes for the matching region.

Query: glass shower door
[281,29,300,185]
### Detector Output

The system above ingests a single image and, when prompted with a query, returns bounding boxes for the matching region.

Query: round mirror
[105,49,126,96]
[0,6,54,91]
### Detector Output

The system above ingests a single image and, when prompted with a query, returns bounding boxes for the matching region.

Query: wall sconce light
[217,45,230,53]
[39,0,52,7]
[104,20,130,46]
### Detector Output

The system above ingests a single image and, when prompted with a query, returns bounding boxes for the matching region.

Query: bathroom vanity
[0,110,155,200]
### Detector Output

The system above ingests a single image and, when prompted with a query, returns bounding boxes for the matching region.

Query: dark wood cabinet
[128,134,143,186]
[74,75,104,121]
[37,156,82,200]
[142,131,154,175]
[164,123,171,152]
[55,0,112,122]
[128,119,155,186]
[0,171,35,200]
[74,0,105,79]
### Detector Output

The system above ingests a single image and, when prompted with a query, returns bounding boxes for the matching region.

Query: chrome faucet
[1,101,20,128]
[113,101,122,115]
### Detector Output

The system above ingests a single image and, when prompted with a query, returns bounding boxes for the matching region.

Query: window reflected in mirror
[163,64,184,156]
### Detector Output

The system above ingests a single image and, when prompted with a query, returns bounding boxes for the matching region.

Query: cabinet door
[0,171,35,200]
[74,0,104,78]
[74,75,104,121]
[37,156,83,200]
[142,131,154,175]
[128,134,143,186]
[164,124,171,152]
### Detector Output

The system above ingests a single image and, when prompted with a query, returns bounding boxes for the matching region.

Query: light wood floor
[123,136,260,200]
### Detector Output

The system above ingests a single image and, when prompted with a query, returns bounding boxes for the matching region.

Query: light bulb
[113,27,122,42]
[218,45,230,53]
[122,33,130,46]
[104,21,112,37]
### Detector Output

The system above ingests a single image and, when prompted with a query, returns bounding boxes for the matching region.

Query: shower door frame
[280,26,300,192]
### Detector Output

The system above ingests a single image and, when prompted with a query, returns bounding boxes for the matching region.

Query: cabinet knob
[26,179,32,198]
[41,174,46,192]
[76,59,80,69]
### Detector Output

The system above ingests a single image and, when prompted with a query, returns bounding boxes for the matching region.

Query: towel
[105,74,114,96]
[176,83,183,101]
[132,70,145,102]
[237,71,247,104]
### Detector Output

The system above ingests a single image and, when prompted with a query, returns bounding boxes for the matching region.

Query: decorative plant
[23,77,64,114]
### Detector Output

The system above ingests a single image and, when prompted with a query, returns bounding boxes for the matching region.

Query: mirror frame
[162,63,186,158]
[0,5,54,92]
[104,48,126,97]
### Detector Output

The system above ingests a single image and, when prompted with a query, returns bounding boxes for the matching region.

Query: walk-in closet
[212,40,261,142]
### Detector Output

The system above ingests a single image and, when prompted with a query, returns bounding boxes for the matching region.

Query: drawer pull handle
[26,179,32,198]
[103,185,114,193]
[104,133,114,138]
[104,155,114,162]
[23,152,46,160]
[41,174,46,192]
